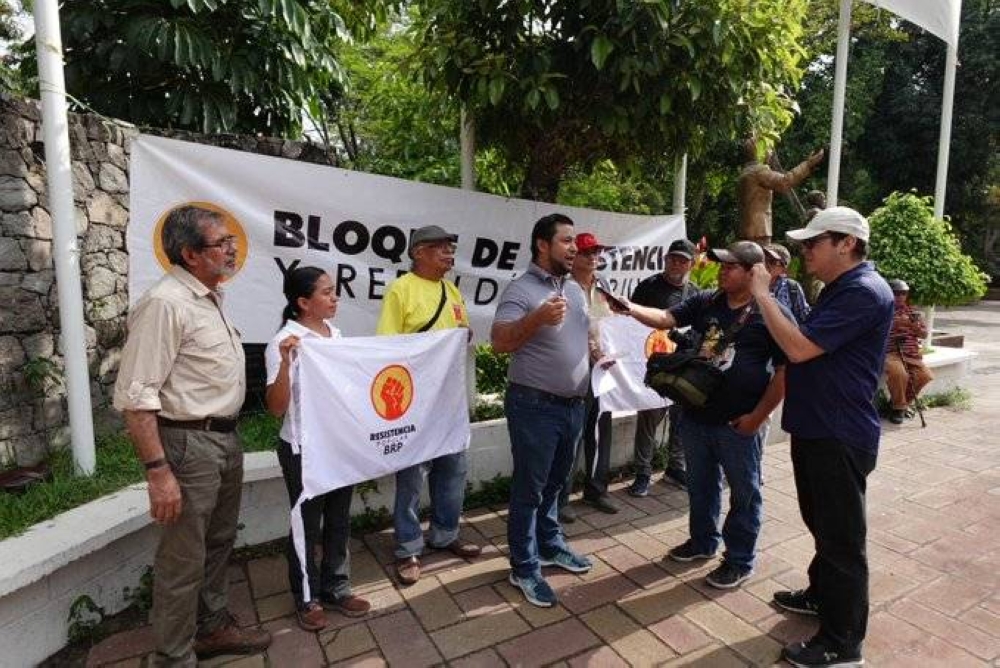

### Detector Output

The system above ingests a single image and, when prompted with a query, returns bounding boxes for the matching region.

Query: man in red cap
[558,232,618,521]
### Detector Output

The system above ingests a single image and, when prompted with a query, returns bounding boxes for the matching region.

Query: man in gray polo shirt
[491,213,593,608]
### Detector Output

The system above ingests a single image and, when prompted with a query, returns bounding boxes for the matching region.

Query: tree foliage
[869,192,989,306]
[55,0,395,135]
[408,0,809,201]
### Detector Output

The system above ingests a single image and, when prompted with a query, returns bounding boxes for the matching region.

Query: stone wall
[0,94,336,466]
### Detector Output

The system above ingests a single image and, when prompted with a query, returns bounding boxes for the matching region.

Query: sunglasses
[800,233,833,250]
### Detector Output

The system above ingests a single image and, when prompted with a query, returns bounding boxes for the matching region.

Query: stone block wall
[0,94,336,466]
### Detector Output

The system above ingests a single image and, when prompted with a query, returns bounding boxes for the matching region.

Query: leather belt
[157,416,239,433]
[507,383,584,407]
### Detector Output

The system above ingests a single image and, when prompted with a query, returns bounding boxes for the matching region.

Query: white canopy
[863,0,961,48]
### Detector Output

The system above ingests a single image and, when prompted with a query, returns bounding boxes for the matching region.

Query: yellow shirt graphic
[376,273,468,335]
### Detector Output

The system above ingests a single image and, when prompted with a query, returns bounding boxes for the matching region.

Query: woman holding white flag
[264,266,371,632]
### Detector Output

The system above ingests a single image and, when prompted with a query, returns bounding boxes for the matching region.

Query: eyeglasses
[201,235,238,250]
[800,233,833,250]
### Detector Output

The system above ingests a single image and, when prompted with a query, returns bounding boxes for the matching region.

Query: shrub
[869,192,990,306]
[475,344,510,395]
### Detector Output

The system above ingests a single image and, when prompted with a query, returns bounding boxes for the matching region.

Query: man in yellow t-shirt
[377,225,482,586]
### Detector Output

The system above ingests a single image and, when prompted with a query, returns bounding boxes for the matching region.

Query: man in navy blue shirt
[625,241,790,591]
[750,207,893,668]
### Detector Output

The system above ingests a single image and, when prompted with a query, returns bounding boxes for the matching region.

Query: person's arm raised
[491,296,566,353]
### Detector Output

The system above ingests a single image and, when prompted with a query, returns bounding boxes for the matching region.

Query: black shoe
[662,467,687,489]
[628,475,651,497]
[558,504,577,523]
[705,562,753,589]
[888,409,905,424]
[773,588,820,616]
[583,494,619,514]
[782,636,864,667]
[666,540,716,563]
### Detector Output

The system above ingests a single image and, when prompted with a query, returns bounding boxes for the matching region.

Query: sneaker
[193,619,272,658]
[558,504,577,523]
[889,409,906,424]
[782,637,864,667]
[539,548,592,574]
[509,572,557,608]
[320,594,371,618]
[628,475,650,497]
[667,540,716,563]
[583,494,619,514]
[662,466,687,489]
[295,601,327,632]
[705,562,753,589]
[773,588,820,616]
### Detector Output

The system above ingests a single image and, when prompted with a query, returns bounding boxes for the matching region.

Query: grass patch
[0,432,143,541]
[922,386,972,410]
[237,411,281,452]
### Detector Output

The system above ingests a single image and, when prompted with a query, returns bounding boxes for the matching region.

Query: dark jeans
[791,436,877,651]
[505,383,585,577]
[560,386,613,505]
[277,440,354,608]
[679,417,763,571]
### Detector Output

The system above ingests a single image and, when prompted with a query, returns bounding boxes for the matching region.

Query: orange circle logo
[152,201,249,280]
[371,365,414,421]
[644,330,676,358]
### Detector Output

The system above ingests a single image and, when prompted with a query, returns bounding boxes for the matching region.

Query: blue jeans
[505,384,585,578]
[679,417,763,571]
[393,451,468,559]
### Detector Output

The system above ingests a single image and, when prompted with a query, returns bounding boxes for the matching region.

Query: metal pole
[672,153,687,216]
[933,42,958,219]
[34,0,95,474]
[460,108,476,191]
[827,0,852,207]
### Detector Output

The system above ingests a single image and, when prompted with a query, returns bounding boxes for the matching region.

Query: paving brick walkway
[86,303,1000,667]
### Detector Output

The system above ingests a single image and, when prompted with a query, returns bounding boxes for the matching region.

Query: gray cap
[708,240,765,266]
[888,279,910,293]
[409,225,458,258]
[667,238,696,259]
[763,243,792,265]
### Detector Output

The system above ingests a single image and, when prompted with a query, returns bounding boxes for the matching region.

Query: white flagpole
[827,0,853,207]
[933,42,958,219]
[33,0,96,474]
[673,153,687,217]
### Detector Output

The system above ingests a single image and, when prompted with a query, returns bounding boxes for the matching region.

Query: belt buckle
[203,417,216,431]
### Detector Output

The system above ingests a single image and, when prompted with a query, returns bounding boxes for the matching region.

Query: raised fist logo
[371,365,414,421]
[644,330,676,358]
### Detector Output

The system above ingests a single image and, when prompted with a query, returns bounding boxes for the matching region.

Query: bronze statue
[737,138,824,244]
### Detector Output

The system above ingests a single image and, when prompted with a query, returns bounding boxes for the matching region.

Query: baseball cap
[667,239,696,259]
[409,225,458,258]
[708,240,765,266]
[763,243,792,265]
[786,206,870,242]
[575,232,605,253]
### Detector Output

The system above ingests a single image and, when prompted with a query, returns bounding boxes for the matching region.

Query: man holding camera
[622,241,789,590]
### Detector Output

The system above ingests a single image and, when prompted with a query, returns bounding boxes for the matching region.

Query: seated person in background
[265,266,371,631]
[884,279,933,424]
[763,243,811,323]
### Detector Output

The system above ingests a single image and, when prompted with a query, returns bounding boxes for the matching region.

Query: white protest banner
[290,328,468,600]
[592,315,672,413]
[294,328,469,496]
[129,135,685,343]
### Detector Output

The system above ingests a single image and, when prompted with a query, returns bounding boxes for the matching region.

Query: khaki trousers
[152,427,244,667]
[884,352,933,409]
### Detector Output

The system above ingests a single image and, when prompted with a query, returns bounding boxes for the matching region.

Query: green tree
[408,0,809,201]
[0,0,29,94]
[53,0,395,135]
[869,192,989,306]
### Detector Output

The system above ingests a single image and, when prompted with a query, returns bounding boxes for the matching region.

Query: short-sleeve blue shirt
[781,262,894,453]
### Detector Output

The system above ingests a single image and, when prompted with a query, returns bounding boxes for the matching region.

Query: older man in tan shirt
[113,205,270,666]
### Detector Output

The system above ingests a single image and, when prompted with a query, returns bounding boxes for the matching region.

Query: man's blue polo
[782,261,894,454]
